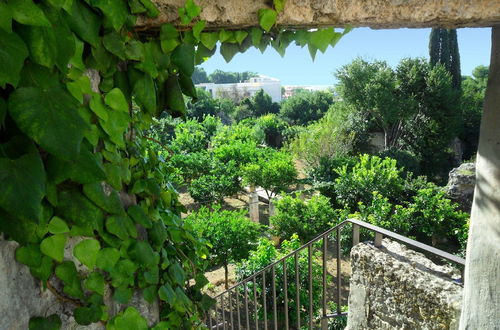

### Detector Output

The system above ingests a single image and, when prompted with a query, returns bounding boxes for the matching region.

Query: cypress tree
[429,28,461,90]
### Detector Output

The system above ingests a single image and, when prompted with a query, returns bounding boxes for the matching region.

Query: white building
[196,75,282,102]
[282,85,333,99]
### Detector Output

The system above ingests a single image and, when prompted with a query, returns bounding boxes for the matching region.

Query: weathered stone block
[346,239,462,330]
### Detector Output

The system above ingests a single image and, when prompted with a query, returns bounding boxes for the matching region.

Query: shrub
[170,119,210,153]
[212,140,261,167]
[188,160,241,204]
[376,148,421,176]
[280,90,333,125]
[236,235,323,327]
[409,185,469,246]
[334,154,405,210]
[241,150,297,199]
[271,194,336,243]
[253,114,289,148]
[211,122,262,147]
[356,191,413,235]
[186,205,262,288]
[169,151,212,183]
[307,155,357,201]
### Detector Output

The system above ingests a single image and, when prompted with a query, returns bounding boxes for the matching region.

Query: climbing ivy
[0,0,349,328]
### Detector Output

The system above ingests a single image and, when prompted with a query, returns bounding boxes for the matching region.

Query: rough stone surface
[0,238,158,329]
[136,0,500,30]
[446,162,476,213]
[346,239,463,330]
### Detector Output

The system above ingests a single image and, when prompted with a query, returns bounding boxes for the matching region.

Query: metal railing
[205,219,466,329]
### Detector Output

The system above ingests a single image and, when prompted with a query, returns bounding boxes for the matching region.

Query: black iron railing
[205,218,465,329]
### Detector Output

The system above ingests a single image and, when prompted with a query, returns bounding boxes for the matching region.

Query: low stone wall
[346,239,463,330]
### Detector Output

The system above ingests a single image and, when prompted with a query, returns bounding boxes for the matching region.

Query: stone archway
[139,1,500,328]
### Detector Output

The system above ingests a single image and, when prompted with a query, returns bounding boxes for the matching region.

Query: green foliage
[253,113,289,148]
[271,194,336,242]
[0,0,351,327]
[236,236,323,327]
[279,90,333,125]
[207,69,258,84]
[335,57,461,182]
[242,149,297,199]
[186,205,262,286]
[287,104,365,168]
[334,154,405,210]
[429,28,461,89]
[460,65,488,160]
[188,160,241,203]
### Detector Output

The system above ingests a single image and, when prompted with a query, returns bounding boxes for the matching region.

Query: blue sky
[199,27,492,85]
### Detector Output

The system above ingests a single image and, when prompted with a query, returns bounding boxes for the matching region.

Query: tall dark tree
[429,28,461,89]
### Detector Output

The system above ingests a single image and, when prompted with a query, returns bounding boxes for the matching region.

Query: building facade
[196,75,282,102]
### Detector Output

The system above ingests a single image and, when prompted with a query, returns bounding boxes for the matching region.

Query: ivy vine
[0,0,349,328]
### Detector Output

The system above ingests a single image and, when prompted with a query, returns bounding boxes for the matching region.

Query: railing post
[374,232,383,247]
[352,224,360,246]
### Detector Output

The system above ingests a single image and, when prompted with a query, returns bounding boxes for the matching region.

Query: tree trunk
[224,263,229,289]
[459,26,500,329]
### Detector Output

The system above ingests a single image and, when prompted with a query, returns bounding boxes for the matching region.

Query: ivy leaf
[110,260,137,287]
[105,88,129,113]
[66,75,92,104]
[128,241,156,267]
[0,2,12,32]
[172,43,195,76]
[251,27,263,46]
[48,217,70,234]
[15,244,42,268]
[74,304,102,326]
[107,307,148,330]
[0,29,29,88]
[83,183,125,215]
[8,0,51,27]
[9,86,89,160]
[64,0,100,47]
[31,256,54,281]
[160,23,178,40]
[56,188,104,235]
[143,285,157,303]
[90,0,128,31]
[308,42,318,61]
[43,6,76,73]
[103,32,126,60]
[139,0,159,18]
[274,0,286,13]
[235,30,248,45]
[148,221,168,248]
[199,32,217,50]
[40,234,67,263]
[84,271,105,295]
[192,20,205,40]
[220,43,240,63]
[20,26,57,69]
[169,262,186,285]
[46,0,73,10]
[55,261,84,298]
[178,72,197,99]
[96,247,120,272]
[0,152,45,221]
[218,30,234,43]
[258,9,277,32]
[113,286,133,304]
[28,315,61,330]
[178,0,200,25]
[164,75,186,117]
[106,215,136,240]
[74,239,100,269]
[127,205,152,228]
[309,28,336,53]
[133,73,157,115]
[158,283,175,303]
[99,106,130,148]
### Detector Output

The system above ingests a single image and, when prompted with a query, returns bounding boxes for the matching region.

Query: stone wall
[346,239,463,330]
[136,0,500,30]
